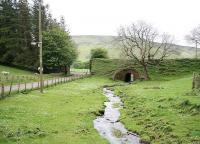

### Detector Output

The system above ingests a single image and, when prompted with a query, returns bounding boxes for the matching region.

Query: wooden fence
[0,74,90,99]
[192,72,200,89]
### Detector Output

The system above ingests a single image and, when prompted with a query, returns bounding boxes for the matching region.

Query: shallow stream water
[93,88,140,144]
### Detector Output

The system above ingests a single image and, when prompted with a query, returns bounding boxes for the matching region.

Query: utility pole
[39,0,43,93]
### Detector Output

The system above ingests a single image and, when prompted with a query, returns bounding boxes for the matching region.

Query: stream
[94,88,140,144]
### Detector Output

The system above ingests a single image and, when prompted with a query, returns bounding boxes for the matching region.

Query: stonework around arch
[113,68,140,82]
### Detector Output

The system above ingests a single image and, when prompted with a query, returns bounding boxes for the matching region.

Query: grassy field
[0,65,38,85]
[0,65,34,76]
[0,61,200,144]
[0,65,69,85]
[90,58,200,143]
[0,76,116,144]
[70,68,89,73]
[114,76,200,143]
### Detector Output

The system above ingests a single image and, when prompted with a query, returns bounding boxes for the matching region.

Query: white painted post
[131,73,134,82]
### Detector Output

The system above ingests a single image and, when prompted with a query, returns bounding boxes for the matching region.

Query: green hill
[72,35,121,61]
[72,35,197,61]
[91,58,200,80]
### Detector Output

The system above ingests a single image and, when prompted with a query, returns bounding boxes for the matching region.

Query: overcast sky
[44,0,200,46]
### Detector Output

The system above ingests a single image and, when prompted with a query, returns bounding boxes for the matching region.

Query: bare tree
[185,25,200,59]
[118,21,174,80]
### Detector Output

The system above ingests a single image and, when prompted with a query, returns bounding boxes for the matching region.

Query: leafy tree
[72,61,89,69]
[91,48,108,59]
[15,0,33,68]
[32,0,51,42]
[0,0,75,73]
[43,26,77,74]
[31,0,51,67]
[59,16,66,31]
[0,0,19,64]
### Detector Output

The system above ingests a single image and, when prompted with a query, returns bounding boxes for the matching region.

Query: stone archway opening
[125,73,132,82]
[112,68,140,82]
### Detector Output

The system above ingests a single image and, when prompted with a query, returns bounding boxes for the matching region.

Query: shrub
[72,61,89,69]
[91,48,108,59]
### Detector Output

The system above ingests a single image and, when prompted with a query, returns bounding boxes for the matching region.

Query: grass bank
[91,58,200,80]
[0,65,34,76]
[0,76,114,144]
[114,76,200,143]
[0,65,68,85]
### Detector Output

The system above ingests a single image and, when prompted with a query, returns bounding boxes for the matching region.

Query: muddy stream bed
[93,88,140,144]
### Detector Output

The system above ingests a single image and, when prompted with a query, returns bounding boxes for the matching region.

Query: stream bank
[94,88,140,144]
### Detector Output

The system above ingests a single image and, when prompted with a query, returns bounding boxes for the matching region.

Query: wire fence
[0,74,39,85]
[70,68,90,74]
[0,73,90,100]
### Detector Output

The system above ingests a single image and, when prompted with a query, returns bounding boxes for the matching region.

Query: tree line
[0,0,77,74]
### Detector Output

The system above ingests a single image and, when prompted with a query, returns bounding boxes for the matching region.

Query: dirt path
[3,73,88,93]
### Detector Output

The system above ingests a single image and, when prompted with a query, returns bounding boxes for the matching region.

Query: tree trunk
[89,59,92,73]
[67,65,70,75]
[59,66,62,73]
[64,66,67,75]
[64,65,70,75]
[143,65,150,80]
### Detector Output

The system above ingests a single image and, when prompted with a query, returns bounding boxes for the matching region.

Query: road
[2,73,89,95]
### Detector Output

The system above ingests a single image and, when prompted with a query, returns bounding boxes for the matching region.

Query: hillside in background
[72,35,121,61]
[91,58,200,80]
[72,35,197,61]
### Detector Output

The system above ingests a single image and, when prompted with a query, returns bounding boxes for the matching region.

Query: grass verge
[0,76,114,144]
[114,76,200,143]
[0,65,70,85]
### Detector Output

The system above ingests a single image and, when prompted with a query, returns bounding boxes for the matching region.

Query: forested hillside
[0,0,77,73]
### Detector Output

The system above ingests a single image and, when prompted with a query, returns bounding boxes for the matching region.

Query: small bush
[91,48,108,59]
[72,61,89,69]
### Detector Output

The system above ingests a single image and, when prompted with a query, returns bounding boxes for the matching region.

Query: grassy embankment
[0,58,200,144]
[114,77,200,143]
[0,76,115,144]
[91,58,200,80]
[0,65,68,85]
[92,58,200,143]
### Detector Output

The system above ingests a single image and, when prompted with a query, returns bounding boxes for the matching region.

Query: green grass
[0,65,33,76]
[0,65,67,85]
[91,58,200,80]
[112,128,124,138]
[0,65,37,85]
[0,76,115,144]
[114,76,200,143]
[70,68,89,73]
[1,61,200,144]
